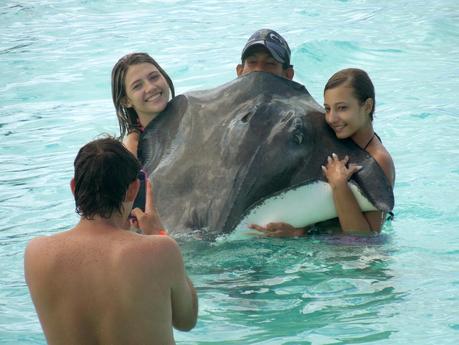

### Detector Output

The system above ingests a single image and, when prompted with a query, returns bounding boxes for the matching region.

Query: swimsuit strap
[363,133,376,150]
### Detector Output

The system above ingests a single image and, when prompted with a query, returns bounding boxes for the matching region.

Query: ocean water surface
[1,0,459,344]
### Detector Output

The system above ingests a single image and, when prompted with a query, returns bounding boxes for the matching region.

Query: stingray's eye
[241,112,252,123]
[292,130,304,144]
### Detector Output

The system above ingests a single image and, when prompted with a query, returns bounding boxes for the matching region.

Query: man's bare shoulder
[131,234,183,263]
[24,236,44,264]
[24,233,64,286]
[24,227,85,260]
[116,234,186,286]
[25,233,62,260]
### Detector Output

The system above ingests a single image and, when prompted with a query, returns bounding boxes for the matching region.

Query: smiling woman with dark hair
[111,52,175,157]
[321,68,395,234]
[251,68,395,237]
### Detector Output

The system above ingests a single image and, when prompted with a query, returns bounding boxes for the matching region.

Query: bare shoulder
[370,144,395,187]
[25,230,72,255]
[139,234,180,252]
[24,236,53,262]
[133,235,185,267]
[24,235,57,284]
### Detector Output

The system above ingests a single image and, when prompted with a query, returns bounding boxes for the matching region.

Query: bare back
[25,224,193,345]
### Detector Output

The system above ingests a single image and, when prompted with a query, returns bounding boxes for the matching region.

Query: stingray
[138,72,394,238]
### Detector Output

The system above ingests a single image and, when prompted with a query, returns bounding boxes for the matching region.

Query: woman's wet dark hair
[111,52,175,138]
[324,68,375,121]
[73,136,141,219]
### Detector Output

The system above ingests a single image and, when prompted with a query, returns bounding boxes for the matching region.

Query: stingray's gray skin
[138,72,394,236]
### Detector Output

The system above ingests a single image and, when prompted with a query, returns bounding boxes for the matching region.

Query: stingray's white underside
[228,181,376,239]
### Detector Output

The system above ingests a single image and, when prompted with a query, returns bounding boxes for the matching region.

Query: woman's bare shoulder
[370,143,395,187]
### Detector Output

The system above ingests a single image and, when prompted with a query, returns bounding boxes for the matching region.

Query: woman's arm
[322,153,387,235]
[122,131,140,158]
[250,149,395,237]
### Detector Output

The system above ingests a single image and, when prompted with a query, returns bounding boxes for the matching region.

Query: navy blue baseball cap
[241,29,292,67]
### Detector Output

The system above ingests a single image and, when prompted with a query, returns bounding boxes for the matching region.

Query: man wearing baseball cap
[236,29,294,80]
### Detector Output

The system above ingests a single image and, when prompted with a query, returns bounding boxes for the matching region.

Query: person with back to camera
[112,52,175,157]
[24,137,198,345]
[236,28,294,80]
[251,68,396,237]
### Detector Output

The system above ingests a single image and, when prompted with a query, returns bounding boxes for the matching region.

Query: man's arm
[166,238,198,331]
[24,237,54,332]
[133,178,198,329]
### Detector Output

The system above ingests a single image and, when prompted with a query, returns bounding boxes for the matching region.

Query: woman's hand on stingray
[249,222,305,238]
[321,153,362,189]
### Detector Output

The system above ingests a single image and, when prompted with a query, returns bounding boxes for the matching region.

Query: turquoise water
[1,0,459,344]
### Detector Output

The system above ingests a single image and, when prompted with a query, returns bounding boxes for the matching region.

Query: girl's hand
[249,222,305,237]
[321,153,362,189]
